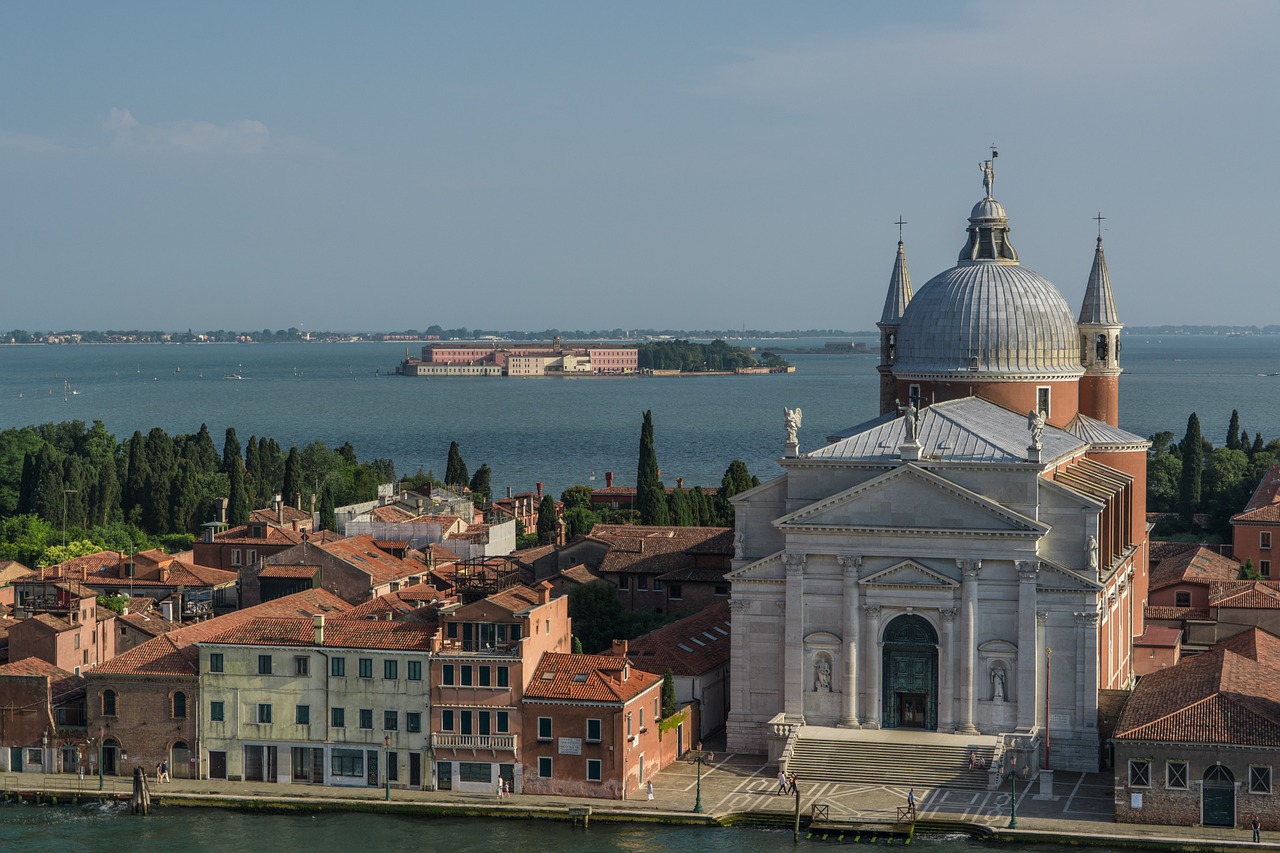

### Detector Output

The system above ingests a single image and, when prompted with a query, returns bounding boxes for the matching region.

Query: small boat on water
[224,373,243,380]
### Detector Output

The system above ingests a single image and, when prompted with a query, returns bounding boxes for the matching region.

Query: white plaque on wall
[558,737,583,755]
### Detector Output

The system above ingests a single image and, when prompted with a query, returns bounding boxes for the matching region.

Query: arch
[102,688,117,717]
[882,614,939,730]
[172,690,188,719]
[171,741,191,779]
[1203,764,1235,827]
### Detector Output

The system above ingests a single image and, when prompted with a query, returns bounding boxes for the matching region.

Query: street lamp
[42,729,48,773]
[97,726,105,791]
[384,734,392,801]
[1007,753,1019,828]
[687,748,712,813]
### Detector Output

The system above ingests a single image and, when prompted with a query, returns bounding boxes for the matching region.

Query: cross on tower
[1093,211,1106,239]
[895,216,907,242]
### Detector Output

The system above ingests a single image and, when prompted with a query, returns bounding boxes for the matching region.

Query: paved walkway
[3,757,1276,850]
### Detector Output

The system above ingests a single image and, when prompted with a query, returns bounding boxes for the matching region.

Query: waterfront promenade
[3,752,1271,850]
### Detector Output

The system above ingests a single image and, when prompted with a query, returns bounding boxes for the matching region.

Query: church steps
[786,736,995,790]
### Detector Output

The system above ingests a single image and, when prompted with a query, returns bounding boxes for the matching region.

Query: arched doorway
[172,742,191,779]
[102,739,120,776]
[1203,765,1235,827]
[882,614,939,730]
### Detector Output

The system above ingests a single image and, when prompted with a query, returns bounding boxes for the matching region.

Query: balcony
[430,732,518,752]
[437,640,520,658]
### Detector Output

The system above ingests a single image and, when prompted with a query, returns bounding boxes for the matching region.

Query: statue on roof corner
[980,159,996,198]
[784,407,803,445]
[1027,409,1045,450]
[898,401,919,443]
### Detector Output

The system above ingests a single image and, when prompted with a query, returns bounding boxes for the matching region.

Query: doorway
[209,751,227,779]
[102,739,119,775]
[437,760,452,790]
[1203,765,1235,827]
[897,692,928,727]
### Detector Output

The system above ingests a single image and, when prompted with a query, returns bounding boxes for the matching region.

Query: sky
[1,1,1277,332]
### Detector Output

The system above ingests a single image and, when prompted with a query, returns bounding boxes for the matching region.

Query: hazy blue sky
[2,1,1276,331]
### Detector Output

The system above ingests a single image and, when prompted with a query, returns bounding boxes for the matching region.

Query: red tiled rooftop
[258,564,321,579]
[523,652,660,703]
[202,616,435,650]
[1145,605,1211,621]
[627,602,732,676]
[318,535,424,585]
[1134,625,1182,648]
[1234,465,1280,523]
[1210,580,1280,609]
[1150,546,1241,592]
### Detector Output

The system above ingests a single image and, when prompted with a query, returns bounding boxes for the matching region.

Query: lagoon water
[0,802,1114,853]
[0,336,1278,497]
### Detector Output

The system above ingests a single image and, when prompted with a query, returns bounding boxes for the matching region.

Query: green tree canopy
[444,441,468,488]
[635,411,668,525]
[1179,412,1204,524]
[536,495,558,545]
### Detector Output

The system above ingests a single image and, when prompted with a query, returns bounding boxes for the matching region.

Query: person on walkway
[788,773,799,796]
[503,779,511,798]
[1253,815,1262,843]
[160,759,170,783]
[646,781,654,801]
[155,763,163,784]
[497,780,504,801]
[777,769,788,795]
[907,787,916,816]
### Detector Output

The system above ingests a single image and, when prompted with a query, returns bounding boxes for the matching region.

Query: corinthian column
[938,607,959,731]
[838,555,862,728]
[958,559,982,734]
[1016,560,1040,730]
[782,551,806,723]
[862,604,882,728]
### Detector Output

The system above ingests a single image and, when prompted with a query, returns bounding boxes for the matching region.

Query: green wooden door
[1203,766,1235,827]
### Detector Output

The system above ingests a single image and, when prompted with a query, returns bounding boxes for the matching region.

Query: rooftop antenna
[1093,211,1106,239]
[895,216,907,242]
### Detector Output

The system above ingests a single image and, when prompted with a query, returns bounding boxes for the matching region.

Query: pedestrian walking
[504,779,511,798]
[647,781,654,801]
[155,763,163,784]
[777,769,788,795]
[907,787,916,815]
[160,759,170,783]
[788,773,799,795]
[1253,815,1262,843]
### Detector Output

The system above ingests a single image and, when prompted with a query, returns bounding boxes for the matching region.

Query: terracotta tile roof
[258,564,320,579]
[1150,546,1241,592]
[598,537,697,576]
[1114,631,1280,745]
[250,505,312,525]
[627,601,731,676]
[589,525,729,541]
[419,544,462,567]
[1217,627,1280,661]
[1233,465,1280,523]
[202,616,435,650]
[50,550,124,577]
[0,656,85,696]
[117,610,178,638]
[523,652,661,703]
[29,613,74,633]
[558,564,601,586]
[395,582,444,603]
[216,524,307,546]
[509,544,557,566]
[1145,605,1211,621]
[655,564,730,583]
[683,529,735,555]
[1148,541,1199,564]
[0,561,33,585]
[91,588,351,678]
[1211,580,1280,609]
[318,535,424,585]
[483,584,543,613]
[369,504,417,523]
[1134,625,1182,648]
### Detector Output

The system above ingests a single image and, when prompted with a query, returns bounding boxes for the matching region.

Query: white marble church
[726,159,1150,773]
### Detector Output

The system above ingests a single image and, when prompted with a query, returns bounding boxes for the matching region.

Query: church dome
[893,262,1084,378]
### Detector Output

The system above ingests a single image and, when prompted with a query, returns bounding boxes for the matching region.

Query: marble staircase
[784,727,998,791]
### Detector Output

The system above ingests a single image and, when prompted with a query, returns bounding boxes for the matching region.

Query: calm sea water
[0,802,1116,853]
[0,336,1277,497]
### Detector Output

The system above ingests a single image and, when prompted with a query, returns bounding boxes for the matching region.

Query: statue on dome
[1026,409,1045,450]
[784,407,803,445]
[980,159,996,198]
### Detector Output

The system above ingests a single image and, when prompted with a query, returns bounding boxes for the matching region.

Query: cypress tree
[1240,431,1251,454]
[469,464,492,504]
[1227,410,1241,450]
[245,436,262,505]
[222,428,241,476]
[123,431,148,523]
[1254,434,1266,455]
[444,442,468,488]
[18,451,37,514]
[536,495,558,544]
[668,487,695,526]
[283,446,302,507]
[142,428,177,534]
[192,423,219,474]
[635,410,668,525]
[1179,412,1204,524]
[662,669,677,718]
[227,455,250,526]
[716,459,754,526]
[33,446,67,528]
[318,484,336,532]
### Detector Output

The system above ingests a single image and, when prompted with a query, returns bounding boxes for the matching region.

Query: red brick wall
[87,676,199,780]
[1114,746,1280,828]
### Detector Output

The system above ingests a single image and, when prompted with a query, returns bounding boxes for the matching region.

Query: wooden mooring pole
[130,767,151,815]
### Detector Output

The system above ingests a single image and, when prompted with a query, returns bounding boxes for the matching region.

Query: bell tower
[877,219,913,415]
[1078,221,1123,426]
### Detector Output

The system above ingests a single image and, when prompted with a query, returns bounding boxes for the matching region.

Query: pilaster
[837,555,862,728]
[782,552,806,723]
[958,559,982,734]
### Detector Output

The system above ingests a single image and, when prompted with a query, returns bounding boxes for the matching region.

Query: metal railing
[1,774,128,796]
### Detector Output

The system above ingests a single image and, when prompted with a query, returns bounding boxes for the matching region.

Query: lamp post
[97,726,104,791]
[384,734,392,801]
[1044,647,1052,771]
[687,748,711,813]
[1007,753,1019,829]
[42,729,48,773]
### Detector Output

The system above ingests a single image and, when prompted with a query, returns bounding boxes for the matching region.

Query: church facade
[726,161,1149,774]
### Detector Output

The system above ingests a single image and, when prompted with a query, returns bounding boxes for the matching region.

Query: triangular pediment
[861,559,959,589]
[775,464,1047,536]
[1036,559,1104,592]
[725,550,784,583]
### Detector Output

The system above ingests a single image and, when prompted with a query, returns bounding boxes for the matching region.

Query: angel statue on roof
[784,407,803,445]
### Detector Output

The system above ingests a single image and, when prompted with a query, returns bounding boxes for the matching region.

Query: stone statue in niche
[1087,535,1099,571]
[813,654,833,692]
[991,666,1007,702]
[733,528,745,560]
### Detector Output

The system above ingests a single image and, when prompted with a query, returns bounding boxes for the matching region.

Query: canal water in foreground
[0,802,1141,853]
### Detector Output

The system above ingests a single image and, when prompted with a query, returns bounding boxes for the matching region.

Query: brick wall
[87,676,199,780]
[1114,744,1280,827]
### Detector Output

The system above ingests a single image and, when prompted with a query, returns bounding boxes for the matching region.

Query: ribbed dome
[893,262,1084,378]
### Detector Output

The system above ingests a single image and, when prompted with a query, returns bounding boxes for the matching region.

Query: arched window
[172,691,188,719]
[102,689,117,717]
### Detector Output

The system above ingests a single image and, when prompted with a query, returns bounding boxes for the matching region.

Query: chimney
[537,580,552,605]
[605,471,614,488]
[310,493,317,514]
[313,614,326,645]
[536,482,543,497]
[506,485,512,499]
[676,477,683,490]
[203,525,214,543]
[426,482,433,499]
[161,599,174,623]
[295,491,303,511]
[158,564,169,583]
[274,494,283,525]
[216,497,228,524]
[611,639,628,658]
